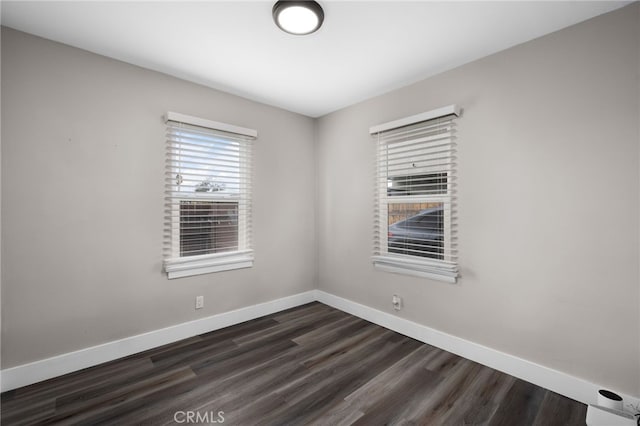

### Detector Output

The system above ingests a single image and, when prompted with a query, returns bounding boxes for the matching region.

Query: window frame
[163,112,256,279]
[371,105,459,283]
[172,195,243,256]
[382,194,451,261]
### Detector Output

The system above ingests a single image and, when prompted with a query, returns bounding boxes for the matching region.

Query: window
[163,112,256,279]
[371,105,459,282]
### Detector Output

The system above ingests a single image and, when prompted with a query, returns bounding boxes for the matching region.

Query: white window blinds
[163,112,256,279]
[371,105,459,283]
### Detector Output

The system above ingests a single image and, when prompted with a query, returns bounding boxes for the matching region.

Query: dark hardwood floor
[1,302,586,425]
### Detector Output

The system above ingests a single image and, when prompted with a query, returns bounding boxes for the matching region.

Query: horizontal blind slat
[166,123,254,142]
[166,138,251,151]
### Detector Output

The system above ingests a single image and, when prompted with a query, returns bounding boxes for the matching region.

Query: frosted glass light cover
[278,6,319,34]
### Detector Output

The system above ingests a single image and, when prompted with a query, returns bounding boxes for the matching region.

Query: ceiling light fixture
[272,1,324,36]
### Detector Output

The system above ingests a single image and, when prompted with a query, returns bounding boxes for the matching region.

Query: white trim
[374,262,457,283]
[373,253,458,283]
[164,251,254,279]
[0,291,315,392]
[165,111,258,138]
[167,260,252,279]
[314,290,640,412]
[164,249,253,266]
[369,104,460,135]
[2,288,638,413]
[586,405,638,425]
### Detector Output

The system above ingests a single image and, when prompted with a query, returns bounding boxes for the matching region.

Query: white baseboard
[0,290,316,392]
[314,290,640,412]
[2,288,639,415]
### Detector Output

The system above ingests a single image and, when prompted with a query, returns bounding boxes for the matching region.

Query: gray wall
[316,4,640,397]
[1,28,317,368]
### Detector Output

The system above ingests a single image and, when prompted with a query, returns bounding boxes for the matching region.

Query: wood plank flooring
[1,302,587,425]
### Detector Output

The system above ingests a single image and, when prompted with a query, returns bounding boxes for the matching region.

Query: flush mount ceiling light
[273,1,324,35]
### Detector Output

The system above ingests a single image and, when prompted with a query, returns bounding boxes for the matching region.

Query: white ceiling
[1,1,630,117]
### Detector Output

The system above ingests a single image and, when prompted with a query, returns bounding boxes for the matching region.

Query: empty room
[1,1,639,425]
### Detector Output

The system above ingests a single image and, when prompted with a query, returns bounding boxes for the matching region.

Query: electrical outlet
[195,296,204,310]
[392,294,402,311]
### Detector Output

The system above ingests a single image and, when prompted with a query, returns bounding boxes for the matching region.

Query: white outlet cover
[195,296,204,309]
[392,295,402,311]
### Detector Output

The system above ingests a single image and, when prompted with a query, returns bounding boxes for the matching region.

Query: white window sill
[165,250,253,279]
[372,255,458,283]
